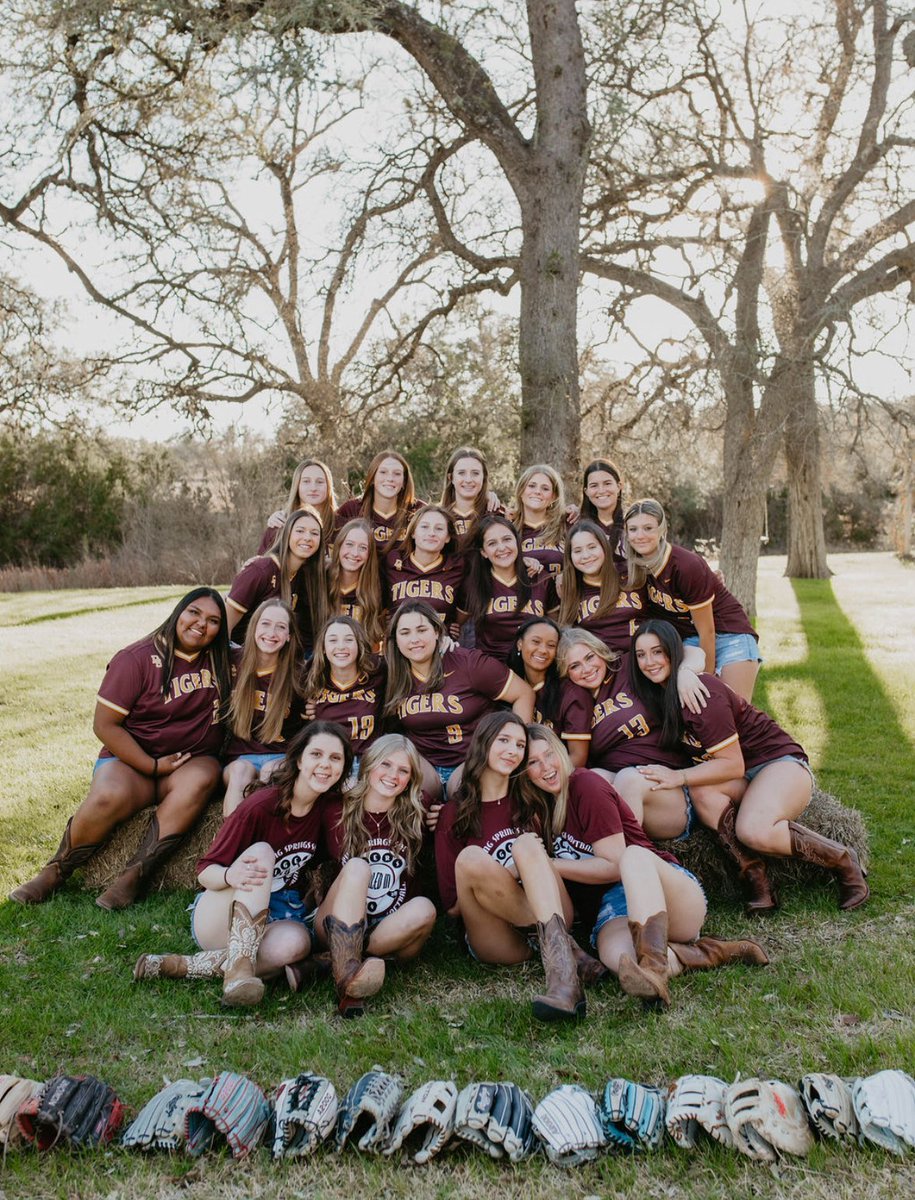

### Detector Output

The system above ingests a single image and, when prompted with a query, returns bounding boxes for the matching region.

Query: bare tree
[582,0,915,607]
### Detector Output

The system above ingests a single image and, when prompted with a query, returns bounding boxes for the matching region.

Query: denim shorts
[684,632,762,670]
[435,765,457,787]
[674,787,699,842]
[188,887,316,947]
[232,753,283,772]
[745,754,813,783]
[591,866,704,943]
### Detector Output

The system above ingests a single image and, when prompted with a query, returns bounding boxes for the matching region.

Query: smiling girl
[303,617,386,763]
[335,450,421,549]
[222,599,304,816]
[315,735,436,1017]
[558,519,647,655]
[382,504,467,630]
[327,518,386,647]
[10,589,232,911]
[227,506,329,653]
[257,459,337,552]
[507,464,567,576]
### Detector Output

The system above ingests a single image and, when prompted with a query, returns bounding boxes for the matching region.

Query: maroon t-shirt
[196,785,324,897]
[322,798,420,923]
[680,675,807,771]
[552,768,679,923]
[382,548,466,624]
[394,648,513,768]
[646,544,756,642]
[519,522,565,576]
[97,638,224,760]
[309,660,386,755]
[335,498,423,548]
[257,524,280,555]
[572,580,649,655]
[226,556,283,644]
[435,793,531,912]
[557,654,689,771]
[226,652,302,759]
[471,574,557,661]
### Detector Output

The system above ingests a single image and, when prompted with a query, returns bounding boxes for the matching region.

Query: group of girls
[9,446,869,1020]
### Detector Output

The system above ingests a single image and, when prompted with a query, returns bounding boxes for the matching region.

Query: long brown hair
[333,734,425,872]
[383,601,446,716]
[266,721,353,822]
[558,519,622,627]
[268,506,330,632]
[149,587,232,721]
[580,458,624,530]
[359,450,416,539]
[303,616,377,698]
[229,599,302,744]
[283,459,337,542]
[440,446,490,529]
[508,464,566,547]
[450,712,553,844]
[623,497,669,588]
[327,519,385,645]
[462,514,536,623]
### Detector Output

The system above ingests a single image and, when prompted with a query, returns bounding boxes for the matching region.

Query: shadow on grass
[755,579,914,904]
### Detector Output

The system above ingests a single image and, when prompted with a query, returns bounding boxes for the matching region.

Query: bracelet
[223,867,230,888]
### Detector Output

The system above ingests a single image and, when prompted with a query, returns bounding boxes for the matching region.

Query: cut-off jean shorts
[684,632,762,671]
[590,866,704,945]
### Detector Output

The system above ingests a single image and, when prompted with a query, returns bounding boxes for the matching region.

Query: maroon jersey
[196,785,324,897]
[646,544,757,642]
[97,638,223,760]
[335,498,423,548]
[257,524,279,555]
[322,798,420,923]
[680,675,807,771]
[309,660,386,755]
[558,654,689,771]
[382,548,466,624]
[395,647,513,768]
[552,769,679,923]
[226,652,302,759]
[334,586,367,627]
[519,522,565,576]
[572,580,649,654]
[226,556,283,644]
[472,574,557,661]
[435,793,532,912]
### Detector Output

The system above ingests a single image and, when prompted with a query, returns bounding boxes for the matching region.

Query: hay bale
[81,801,224,892]
[658,785,870,903]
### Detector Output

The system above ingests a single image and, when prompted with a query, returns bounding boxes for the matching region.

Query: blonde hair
[284,459,337,543]
[334,734,426,872]
[303,616,377,699]
[556,626,620,680]
[623,498,668,588]
[268,506,330,631]
[229,599,302,744]
[509,464,566,547]
[527,724,573,834]
[327,519,385,646]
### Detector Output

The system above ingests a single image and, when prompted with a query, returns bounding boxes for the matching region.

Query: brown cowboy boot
[134,948,227,981]
[716,804,778,914]
[531,914,586,1022]
[324,915,385,1018]
[9,819,102,905]
[617,912,671,1007]
[95,815,184,911]
[570,939,611,986]
[222,900,268,1007]
[788,822,870,910]
[670,935,769,972]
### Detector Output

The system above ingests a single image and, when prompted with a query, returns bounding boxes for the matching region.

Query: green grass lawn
[0,556,913,1198]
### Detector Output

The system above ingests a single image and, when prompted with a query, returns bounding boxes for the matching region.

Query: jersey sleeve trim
[706,733,739,754]
[226,596,248,614]
[686,595,715,612]
[97,695,130,716]
[493,672,514,703]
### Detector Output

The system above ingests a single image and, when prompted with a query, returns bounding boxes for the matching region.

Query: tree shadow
[754,579,913,903]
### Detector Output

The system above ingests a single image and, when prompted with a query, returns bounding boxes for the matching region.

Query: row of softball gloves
[3,1069,914,1164]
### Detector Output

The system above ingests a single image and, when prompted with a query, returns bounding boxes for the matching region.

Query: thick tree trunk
[516,0,590,487]
[784,364,831,578]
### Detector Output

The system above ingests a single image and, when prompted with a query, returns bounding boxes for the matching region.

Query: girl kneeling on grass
[435,711,595,1023]
[10,587,232,912]
[222,599,304,817]
[524,725,767,1009]
[627,619,869,915]
[134,722,351,1008]
[307,735,436,1018]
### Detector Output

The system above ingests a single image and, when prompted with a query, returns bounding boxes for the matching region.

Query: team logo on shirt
[273,841,317,890]
[399,693,464,716]
[592,692,634,724]
[390,579,454,604]
[482,827,519,872]
[344,839,408,919]
[163,669,216,703]
[647,584,689,615]
[552,831,591,861]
